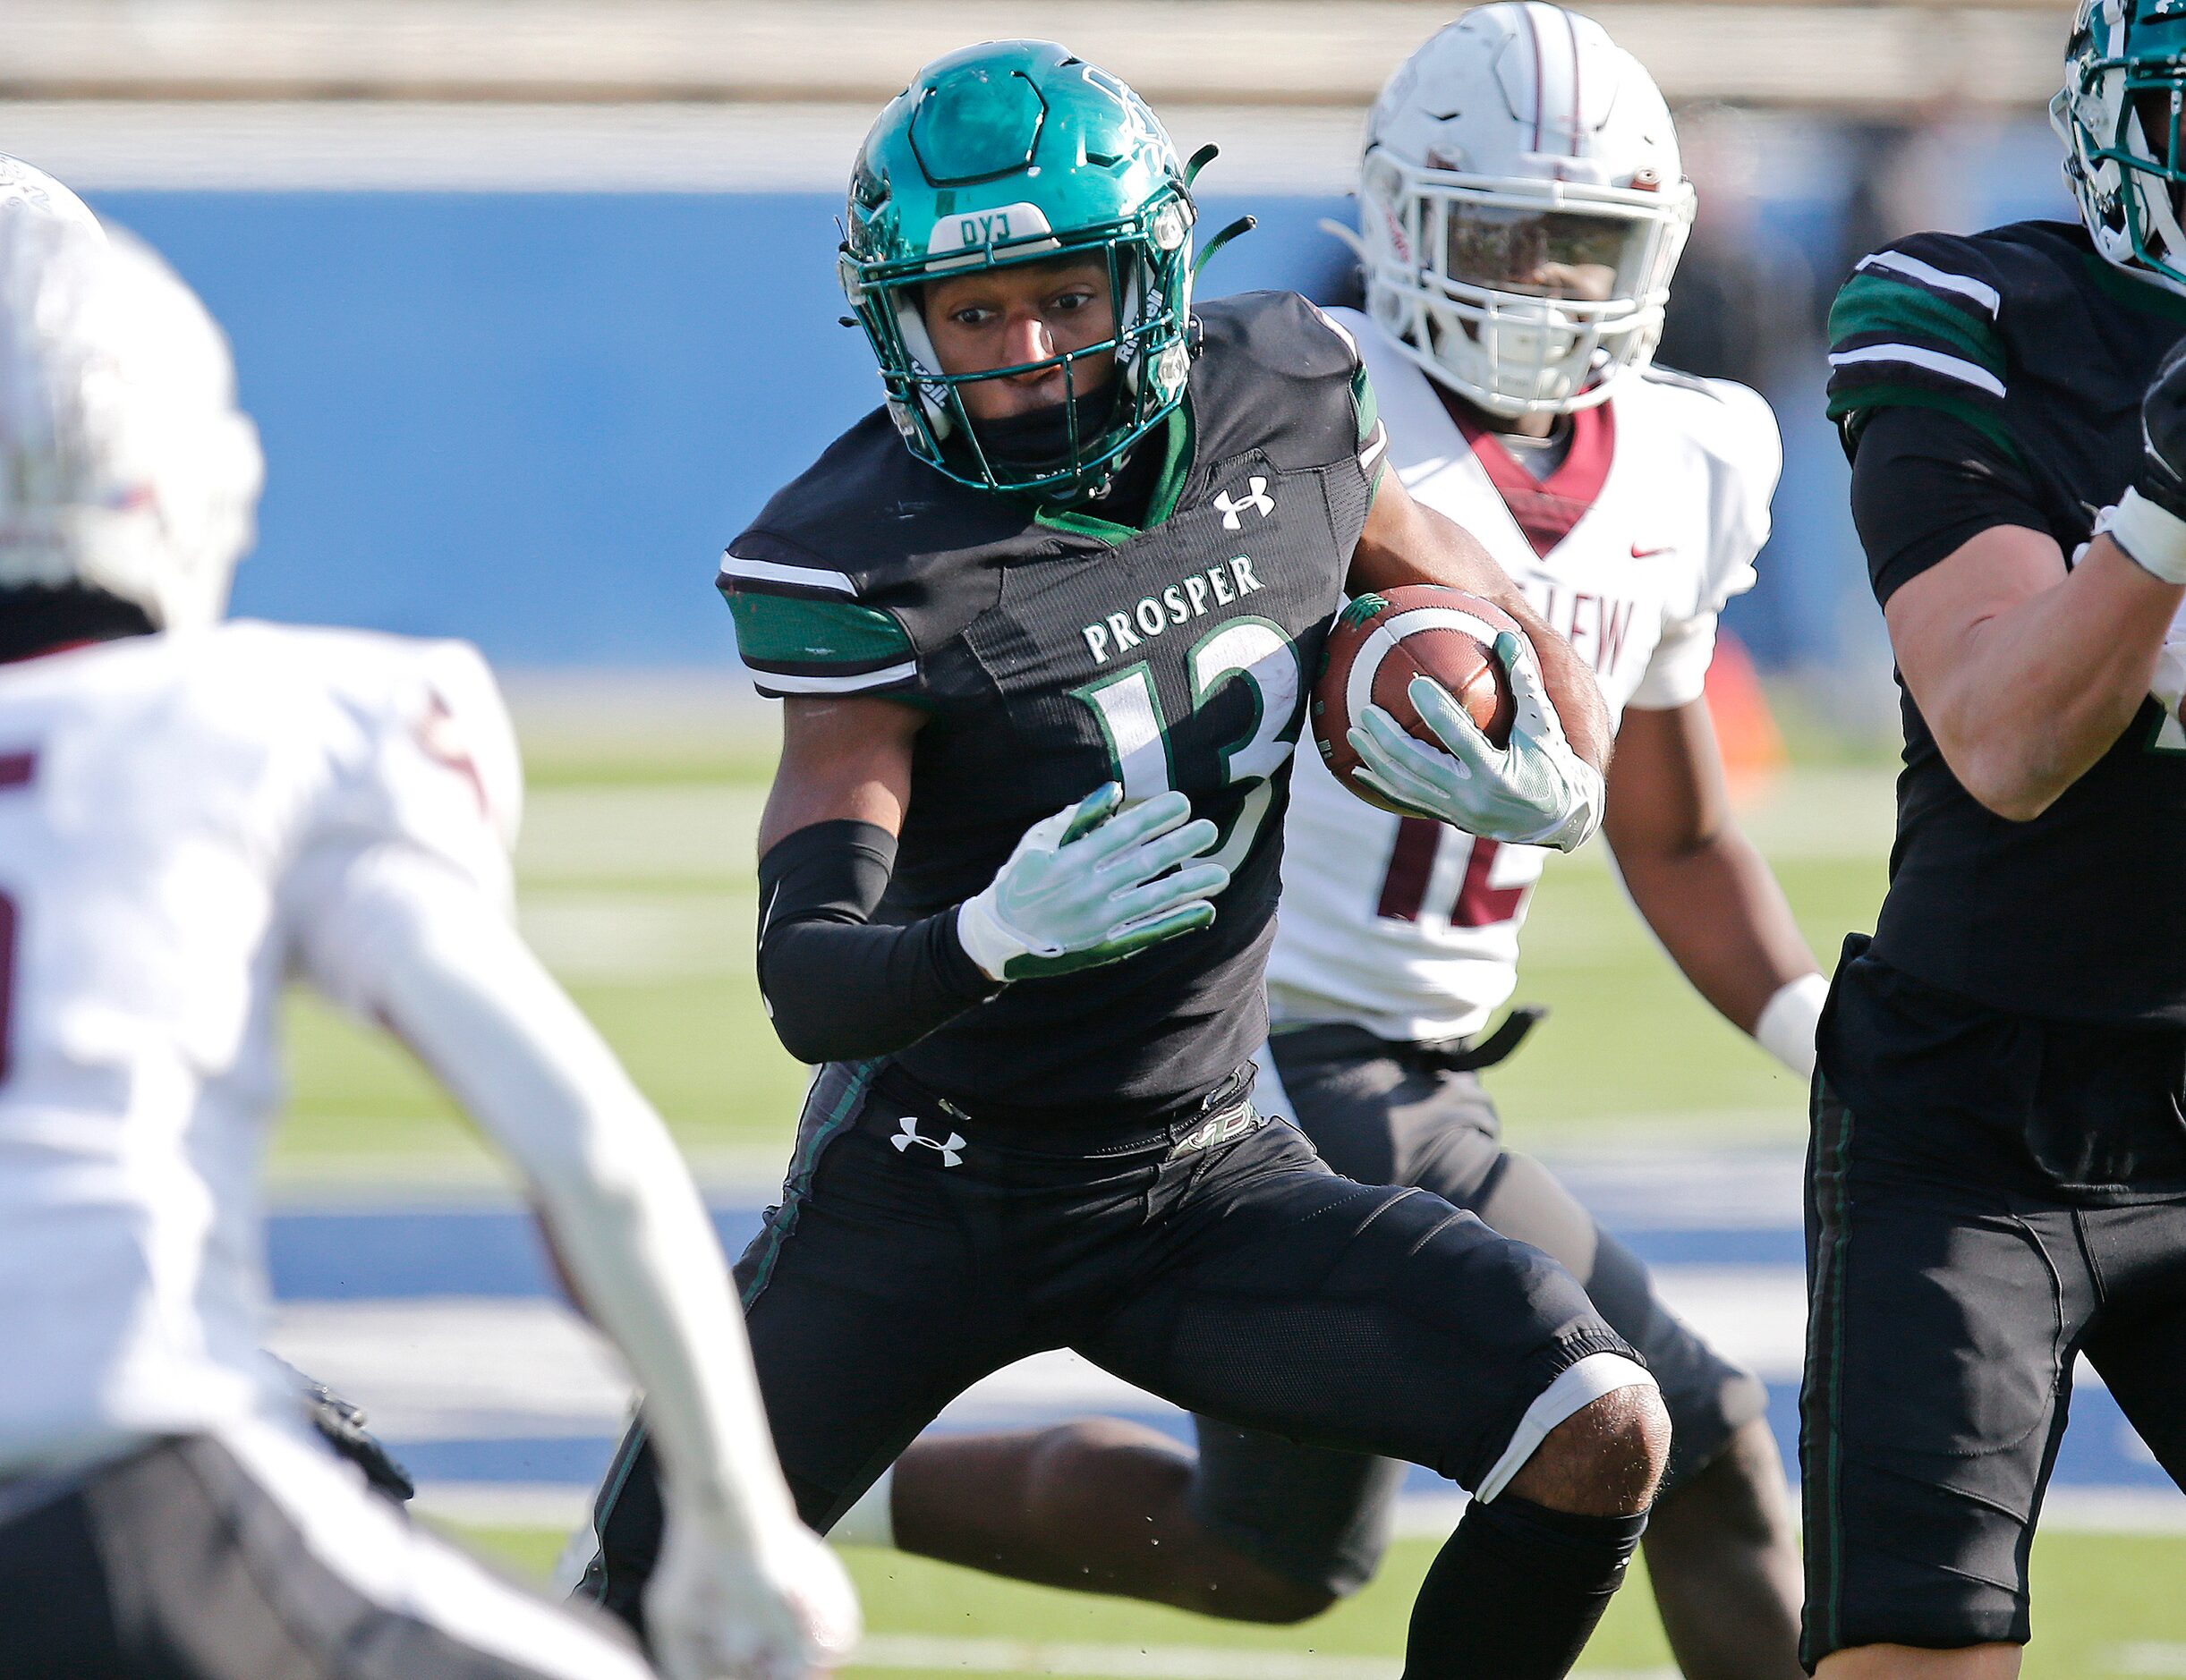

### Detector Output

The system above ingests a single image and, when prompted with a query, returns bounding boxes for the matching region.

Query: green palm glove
[956,783,1229,981]
[1348,631,1605,853]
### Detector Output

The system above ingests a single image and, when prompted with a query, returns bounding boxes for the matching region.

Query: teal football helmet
[840,41,1199,499]
[2056,0,2186,294]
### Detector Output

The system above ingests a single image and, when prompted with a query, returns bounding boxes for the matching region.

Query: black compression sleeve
[755,819,1001,1065]
[1850,405,2051,607]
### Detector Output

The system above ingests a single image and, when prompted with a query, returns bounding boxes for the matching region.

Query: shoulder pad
[1621,374,1780,616]
[1825,227,2044,458]
[733,410,1019,580]
[1635,362,1723,398]
[722,411,1016,699]
[1190,292,1377,475]
[1195,291,1361,382]
[1637,368,1782,477]
[215,621,523,878]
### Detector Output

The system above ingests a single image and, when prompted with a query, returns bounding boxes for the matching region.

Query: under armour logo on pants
[891,1116,966,1167]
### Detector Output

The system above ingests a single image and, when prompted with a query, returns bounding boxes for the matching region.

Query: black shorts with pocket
[1802,940,2186,1667]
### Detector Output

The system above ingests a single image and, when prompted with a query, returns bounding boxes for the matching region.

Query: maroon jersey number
[1375,818,1527,928]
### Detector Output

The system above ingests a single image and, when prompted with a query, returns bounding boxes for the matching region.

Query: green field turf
[450,1523,2186,1678]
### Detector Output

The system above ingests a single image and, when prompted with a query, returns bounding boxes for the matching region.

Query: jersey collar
[2080,250,2186,328]
[1450,400,1616,560]
[1030,403,1196,547]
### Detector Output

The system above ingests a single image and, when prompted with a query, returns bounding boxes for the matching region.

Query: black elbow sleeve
[754,819,999,1064]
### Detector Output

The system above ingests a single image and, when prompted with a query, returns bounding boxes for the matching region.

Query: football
[1313,585,1523,814]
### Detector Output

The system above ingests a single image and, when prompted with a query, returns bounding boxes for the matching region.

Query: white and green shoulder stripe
[716,547,918,697]
[1825,236,2017,457]
[1307,302,1390,492]
[1849,250,2001,318]
[717,551,862,598]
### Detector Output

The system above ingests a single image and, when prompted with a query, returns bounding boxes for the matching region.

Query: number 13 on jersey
[1073,616,1303,880]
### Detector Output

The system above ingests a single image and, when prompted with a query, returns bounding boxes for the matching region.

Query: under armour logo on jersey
[1212,477,1273,530]
[891,1116,966,1167]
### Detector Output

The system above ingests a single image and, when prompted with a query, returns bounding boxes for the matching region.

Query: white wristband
[1754,972,1827,1080]
[2098,488,2186,586]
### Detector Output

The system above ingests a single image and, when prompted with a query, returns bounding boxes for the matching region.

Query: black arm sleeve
[755,819,1002,1065]
[1850,405,2052,607]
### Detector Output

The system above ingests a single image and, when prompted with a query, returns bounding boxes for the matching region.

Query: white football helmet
[0,158,262,632]
[0,155,103,242]
[1355,4,1696,417]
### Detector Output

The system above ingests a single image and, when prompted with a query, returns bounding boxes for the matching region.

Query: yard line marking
[2047,1489,2186,1534]
[2109,1644,2186,1675]
[852,1635,1675,1678]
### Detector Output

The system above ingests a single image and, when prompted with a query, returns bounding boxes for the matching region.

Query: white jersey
[1266,310,1780,1042]
[0,621,520,1472]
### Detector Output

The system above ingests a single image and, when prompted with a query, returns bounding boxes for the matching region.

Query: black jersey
[719,292,1386,1118]
[1826,219,2186,1022]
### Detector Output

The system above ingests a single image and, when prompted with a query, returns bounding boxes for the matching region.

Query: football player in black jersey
[574,40,1673,1680]
[1805,1,2186,1672]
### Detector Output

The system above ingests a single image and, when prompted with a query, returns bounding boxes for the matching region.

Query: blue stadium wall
[92,165,2060,672]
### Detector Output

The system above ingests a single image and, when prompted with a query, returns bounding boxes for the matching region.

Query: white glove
[646,1509,862,1680]
[1348,631,1605,853]
[957,781,1229,981]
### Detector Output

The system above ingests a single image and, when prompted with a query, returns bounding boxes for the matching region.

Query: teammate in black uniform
[1807,2,2186,1670]
[575,41,1673,1680]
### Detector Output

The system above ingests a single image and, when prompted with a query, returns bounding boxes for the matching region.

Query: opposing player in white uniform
[0,167,858,1679]
[827,13,1821,1679]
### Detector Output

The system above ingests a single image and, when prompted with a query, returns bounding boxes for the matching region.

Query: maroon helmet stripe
[1527,4,1546,152]
[1565,6,1584,155]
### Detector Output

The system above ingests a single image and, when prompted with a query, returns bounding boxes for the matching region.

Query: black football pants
[575,1056,1634,1640]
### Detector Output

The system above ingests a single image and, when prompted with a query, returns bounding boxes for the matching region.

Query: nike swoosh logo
[1630,543,1673,558]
